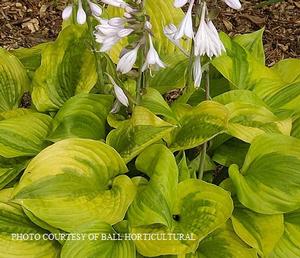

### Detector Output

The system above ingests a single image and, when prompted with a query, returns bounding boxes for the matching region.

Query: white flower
[117,45,140,74]
[108,17,125,27]
[173,0,189,8]
[94,18,133,52]
[193,56,202,88]
[62,5,73,20]
[174,0,194,40]
[142,35,166,72]
[77,0,87,25]
[194,3,225,58]
[101,0,127,8]
[207,21,225,53]
[88,0,102,17]
[224,0,242,10]
[164,24,189,56]
[111,100,122,113]
[107,74,129,107]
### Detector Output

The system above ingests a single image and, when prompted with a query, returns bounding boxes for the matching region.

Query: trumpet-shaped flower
[94,19,133,52]
[174,0,194,40]
[173,0,189,8]
[101,0,127,8]
[224,0,242,10]
[194,3,225,58]
[142,35,165,72]
[88,0,102,17]
[164,24,188,55]
[77,0,87,25]
[107,74,129,107]
[193,56,202,88]
[62,5,73,20]
[117,45,140,74]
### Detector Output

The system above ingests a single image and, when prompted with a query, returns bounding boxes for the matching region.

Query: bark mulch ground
[0,0,299,66]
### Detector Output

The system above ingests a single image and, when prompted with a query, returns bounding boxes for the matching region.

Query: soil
[0,0,299,66]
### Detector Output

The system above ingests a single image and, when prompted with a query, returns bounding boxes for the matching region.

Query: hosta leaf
[0,108,32,120]
[195,223,258,258]
[169,98,289,151]
[229,134,300,214]
[11,42,52,75]
[106,106,174,162]
[32,25,97,112]
[0,198,60,258]
[130,174,233,256]
[149,54,188,94]
[212,138,249,168]
[213,33,300,112]
[0,48,29,112]
[269,210,300,258]
[12,139,136,232]
[270,58,300,84]
[61,221,135,258]
[128,144,178,227]
[226,102,291,143]
[291,114,300,139]
[213,90,268,107]
[0,112,52,158]
[107,0,185,61]
[48,93,113,142]
[141,88,177,122]
[233,28,265,64]
[0,156,28,190]
[231,205,284,256]
[168,101,229,152]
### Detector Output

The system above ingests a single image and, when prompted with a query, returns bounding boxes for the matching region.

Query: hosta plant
[0,0,299,257]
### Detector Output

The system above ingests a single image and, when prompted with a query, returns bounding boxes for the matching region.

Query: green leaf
[195,222,258,258]
[128,144,178,227]
[168,101,229,152]
[291,113,300,139]
[233,29,265,65]
[130,158,233,257]
[141,88,177,122]
[169,97,290,151]
[212,33,300,112]
[0,48,30,112]
[0,199,60,258]
[11,42,52,75]
[48,93,113,142]
[32,25,97,112]
[271,58,300,84]
[213,90,268,107]
[149,54,188,94]
[0,156,28,190]
[106,106,175,163]
[0,112,52,158]
[229,134,300,214]
[231,205,284,256]
[61,221,136,258]
[212,138,249,168]
[12,139,136,232]
[269,210,300,258]
[226,102,291,143]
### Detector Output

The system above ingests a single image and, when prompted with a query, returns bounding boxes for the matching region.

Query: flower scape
[0,0,300,257]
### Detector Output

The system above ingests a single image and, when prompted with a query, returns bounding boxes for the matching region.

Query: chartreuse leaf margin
[128,144,233,256]
[12,139,136,232]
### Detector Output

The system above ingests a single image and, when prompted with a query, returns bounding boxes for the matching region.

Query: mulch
[0,0,299,66]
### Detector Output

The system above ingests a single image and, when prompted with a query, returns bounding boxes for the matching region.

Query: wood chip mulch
[0,0,299,66]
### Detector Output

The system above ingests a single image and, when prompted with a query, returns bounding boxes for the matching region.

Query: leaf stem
[198,65,210,180]
[82,0,105,90]
[136,47,145,105]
